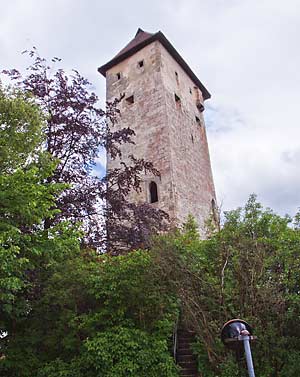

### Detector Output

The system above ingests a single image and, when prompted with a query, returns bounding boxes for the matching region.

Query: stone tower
[99,28,216,235]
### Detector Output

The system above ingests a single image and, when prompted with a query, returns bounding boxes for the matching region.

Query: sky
[1,0,300,216]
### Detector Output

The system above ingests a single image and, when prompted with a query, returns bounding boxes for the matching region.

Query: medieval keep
[99,28,216,235]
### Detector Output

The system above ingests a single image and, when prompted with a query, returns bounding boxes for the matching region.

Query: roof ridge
[113,28,154,59]
[135,28,144,37]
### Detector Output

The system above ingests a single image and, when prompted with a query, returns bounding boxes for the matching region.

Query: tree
[0,87,80,354]
[2,50,168,251]
[0,247,179,376]
[0,83,173,377]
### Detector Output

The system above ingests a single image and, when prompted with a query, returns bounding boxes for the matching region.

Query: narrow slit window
[175,71,178,78]
[138,60,144,68]
[212,198,218,222]
[149,181,158,203]
[189,88,192,95]
[195,116,200,124]
[116,72,121,80]
[126,95,134,104]
[191,134,194,143]
[175,93,181,109]
[212,198,216,210]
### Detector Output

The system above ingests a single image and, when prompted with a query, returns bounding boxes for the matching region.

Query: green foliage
[1,248,179,376]
[0,88,43,173]
[82,327,178,377]
[37,327,178,377]
[0,84,178,377]
[1,86,299,376]
[153,194,300,376]
[0,87,80,373]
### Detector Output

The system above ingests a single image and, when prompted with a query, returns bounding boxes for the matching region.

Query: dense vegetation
[157,201,300,376]
[1,56,300,376]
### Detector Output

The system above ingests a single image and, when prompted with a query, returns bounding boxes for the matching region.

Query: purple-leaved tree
[2,48,168,252]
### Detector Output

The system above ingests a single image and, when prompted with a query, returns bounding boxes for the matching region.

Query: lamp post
[221,319,256,377]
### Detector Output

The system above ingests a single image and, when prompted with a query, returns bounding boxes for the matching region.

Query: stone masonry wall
[159,44,216,234]
[106,41,216,234]
[106,41,176,219]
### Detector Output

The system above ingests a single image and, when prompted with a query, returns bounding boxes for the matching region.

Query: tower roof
[98,28,211,100]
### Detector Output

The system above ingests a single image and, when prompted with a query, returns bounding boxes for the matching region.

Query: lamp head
[221,319,253,350]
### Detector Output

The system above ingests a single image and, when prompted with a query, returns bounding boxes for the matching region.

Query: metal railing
[172,315,179,361]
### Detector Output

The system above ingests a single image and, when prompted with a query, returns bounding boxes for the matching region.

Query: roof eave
[98,31,211,100]
[155,32,211,100]
[98,33,158,77]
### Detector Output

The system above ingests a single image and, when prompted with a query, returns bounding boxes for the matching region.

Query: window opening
[197,102,205,112]
[212,199,218,222]
[174,93,181,109]
[189,88,192,95]
[116,72,121,80]
[149,181,158,203]
[191,134,194,143]
[126,95,134,104]
[212,198,216,210]
[194,86,205,112]
[138,60,144,68]
[195,116,201,124]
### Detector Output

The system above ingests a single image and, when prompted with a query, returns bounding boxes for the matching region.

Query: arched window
[149,181,158,203]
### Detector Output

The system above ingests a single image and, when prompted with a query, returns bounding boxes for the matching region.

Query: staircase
[176,329,198,377]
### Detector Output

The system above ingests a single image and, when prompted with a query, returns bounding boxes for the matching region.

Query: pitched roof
[98,28,211,100]
[114,28,154,58]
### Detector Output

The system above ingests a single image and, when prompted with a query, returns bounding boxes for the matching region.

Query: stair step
[177,354,196,362]
[180,368,198,375]
[177,328,198,377]
[180,371,197,374]
[178,338,195,342]
[177,346,193,351]
[180,365,197,370]
[180,370,197,375]
[177,349,193,356]
[180,361,197,366]
[177,336,196,340]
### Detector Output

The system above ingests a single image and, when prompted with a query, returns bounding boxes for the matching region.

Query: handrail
[172,315,179,361]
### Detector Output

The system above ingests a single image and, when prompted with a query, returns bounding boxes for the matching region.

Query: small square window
[138,60,144,68]
[116,72,121,80]
[174,93,181,103]
[197,102,205,112]
[126,95,134,104]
